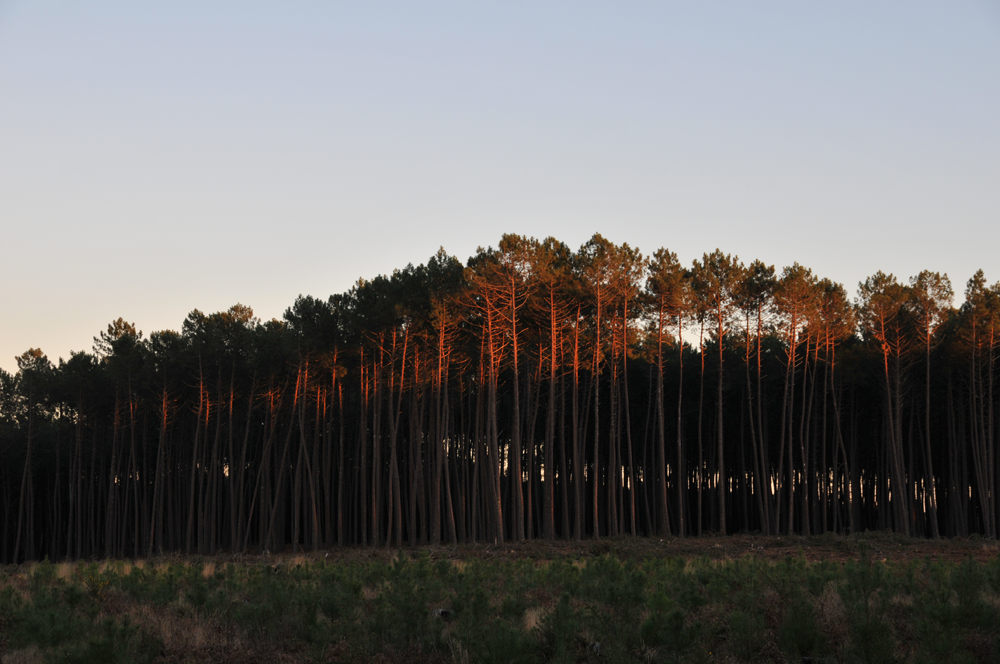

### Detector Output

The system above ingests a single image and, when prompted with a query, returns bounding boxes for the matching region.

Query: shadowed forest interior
[2,233,999,563]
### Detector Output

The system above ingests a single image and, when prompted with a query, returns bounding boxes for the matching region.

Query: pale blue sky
[2,1,998,372]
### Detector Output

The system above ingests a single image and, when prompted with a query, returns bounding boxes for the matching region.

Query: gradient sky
[2,1,998,374]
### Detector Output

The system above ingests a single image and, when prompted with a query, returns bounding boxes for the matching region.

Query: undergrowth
[2,542,1000,662]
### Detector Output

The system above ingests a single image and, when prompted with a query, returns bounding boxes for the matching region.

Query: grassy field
[3,533,1000,663]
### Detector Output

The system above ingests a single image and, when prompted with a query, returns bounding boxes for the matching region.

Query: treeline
[1,234,998,562]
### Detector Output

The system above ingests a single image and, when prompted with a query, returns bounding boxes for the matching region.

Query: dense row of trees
[2,234,999,562]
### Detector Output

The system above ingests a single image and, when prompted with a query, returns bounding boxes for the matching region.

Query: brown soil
[227,532,1000,568]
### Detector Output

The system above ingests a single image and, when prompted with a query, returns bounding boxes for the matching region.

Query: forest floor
[259,530,1000,566]
[4,532,1000,664]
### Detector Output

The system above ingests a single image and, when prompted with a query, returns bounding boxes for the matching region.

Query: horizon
[2,232,993,371]
[3,1,998,373]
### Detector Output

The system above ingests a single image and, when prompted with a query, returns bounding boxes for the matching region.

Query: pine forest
[3,233,1000,563]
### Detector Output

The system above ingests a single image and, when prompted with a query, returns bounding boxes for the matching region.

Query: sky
[1,1,998,374]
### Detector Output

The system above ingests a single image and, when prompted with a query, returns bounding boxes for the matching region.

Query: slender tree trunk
[185,362,205,554]
[744,311,767,534]
[12,402,35,563]
[697,319,705,536]
[676,314,686,537]
[544,295,558,539]
[717,308,727,535]
[572,306,583,539]
[655,303,670,535]
[592,296,603,539]
[264,364,303,551]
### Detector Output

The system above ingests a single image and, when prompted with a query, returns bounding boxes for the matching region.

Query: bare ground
[6,532,995,572]
[215,531,1000,568]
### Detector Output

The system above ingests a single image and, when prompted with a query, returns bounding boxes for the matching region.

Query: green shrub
[543,558,582,595]
[728,608,765,661]
[462,621,539,664]
[840,555,897,664]
[778,598,826,660]
[952,556,996,629]
[578,555,646,610]
[913,584,968,664]
[449,581,538,664]
[369,556,445,654]
[641,591,702,664]
[317,567,362,621]
[538,593,580,662]
[53,617,162,664]
[7,584,90,650]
